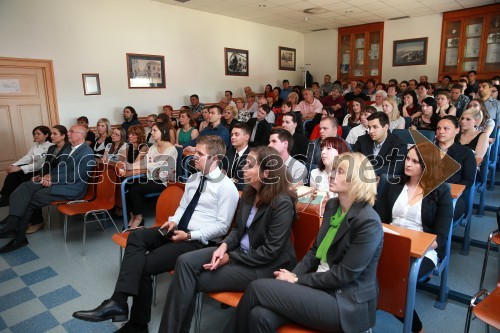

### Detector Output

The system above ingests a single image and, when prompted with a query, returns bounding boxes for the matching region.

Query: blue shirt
[280,87,293,101]
[184,122,230,148]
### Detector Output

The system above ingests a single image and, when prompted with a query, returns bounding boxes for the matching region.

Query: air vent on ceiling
[388,16,410,20]
[174,0,190,2]
[303,7,327,15]
[311,28,328,32]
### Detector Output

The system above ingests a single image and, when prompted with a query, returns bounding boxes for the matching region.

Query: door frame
[0,57,59,125]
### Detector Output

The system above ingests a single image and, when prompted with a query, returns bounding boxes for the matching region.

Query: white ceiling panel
[151,0,495,33]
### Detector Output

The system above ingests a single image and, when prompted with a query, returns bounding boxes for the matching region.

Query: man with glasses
[0,125,95,253]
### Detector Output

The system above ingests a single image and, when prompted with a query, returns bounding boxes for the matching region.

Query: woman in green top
[225,152,384,333]
[175,109,199,147]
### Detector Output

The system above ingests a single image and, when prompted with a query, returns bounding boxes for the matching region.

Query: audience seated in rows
[345,105,377,145]
[73,135,240,333]
[457,108,489,159]
[0,125,94,253]
[184,105,230,150]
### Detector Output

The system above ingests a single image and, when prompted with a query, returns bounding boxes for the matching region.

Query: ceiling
[152,0,498,33]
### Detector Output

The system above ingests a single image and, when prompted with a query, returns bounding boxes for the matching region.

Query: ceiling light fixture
[303,7,327,15]
[304,17,311,21]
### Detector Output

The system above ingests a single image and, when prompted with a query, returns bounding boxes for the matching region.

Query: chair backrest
[391,129,414,145]
[377,232,411,316]
[82,163,104,201]
[94,164,118,208]
[154,185,184,227]
[294,211,321,261]
[341,126,351,140]
[417,129,435,143]
[404,117,411,129]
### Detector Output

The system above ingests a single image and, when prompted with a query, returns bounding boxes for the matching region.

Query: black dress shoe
[73,299,128,322]
[115,322,149,333]
[0,237,28,253]
[0,229,16,239]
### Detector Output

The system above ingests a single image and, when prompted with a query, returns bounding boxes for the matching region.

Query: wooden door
[0,57,59,185]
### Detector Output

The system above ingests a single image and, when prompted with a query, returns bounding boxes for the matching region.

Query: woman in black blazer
[158,146,297,333]
[375,142,453,333]
[225,152,383,333]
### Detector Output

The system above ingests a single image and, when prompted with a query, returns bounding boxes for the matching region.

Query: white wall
[304,14,444,84]
[304,29,338,85]
[382,14,443,83]
[0,0,304,127]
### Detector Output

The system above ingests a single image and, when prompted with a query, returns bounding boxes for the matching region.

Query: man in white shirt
[297,88,323,119]
[268,128,307,186]
[346,105,377,145]
[72,135,239,333]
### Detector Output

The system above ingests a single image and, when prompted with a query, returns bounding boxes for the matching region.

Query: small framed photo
[82,74,101,96]
[279,46,296,71]
[224,48,248,76]
[126,53,166,89]
[393,37,428,66]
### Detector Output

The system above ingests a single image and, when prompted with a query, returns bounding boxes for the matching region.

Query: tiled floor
[0,186,499,333]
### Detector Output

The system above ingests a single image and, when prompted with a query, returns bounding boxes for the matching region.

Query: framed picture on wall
[225,48,249,76]
[392,37,428,66]
[82,74,101,95]
[279,46,296,71]
[126,53,166,88]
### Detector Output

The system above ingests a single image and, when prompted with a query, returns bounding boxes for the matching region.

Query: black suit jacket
[443,143,476,190]
[353,132,407,176]
[293,199,383,333]
[40,143,72,176]
[375,181,453,259]
[291,131,308,163]
[224,192,297,277]
[247,118,271,147]
[222,146,251,190]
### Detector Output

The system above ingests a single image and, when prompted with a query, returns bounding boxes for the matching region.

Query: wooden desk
[450,183,465,199]
[382,224,436,333]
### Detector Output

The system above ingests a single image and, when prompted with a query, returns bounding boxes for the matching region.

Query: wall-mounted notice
[0,79,21,93]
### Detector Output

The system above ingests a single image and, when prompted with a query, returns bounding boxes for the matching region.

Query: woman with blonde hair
[287,92,300,111]
[223,105,238,133]
[457,108,489,159]
[382,98,405,130]
[225,152,383,333]
[93,118,112,157]
[176,109,199,147]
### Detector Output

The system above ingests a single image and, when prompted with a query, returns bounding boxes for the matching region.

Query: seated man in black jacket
[247,105,272,147]
[222,122,251,190]
[353,112,407,178]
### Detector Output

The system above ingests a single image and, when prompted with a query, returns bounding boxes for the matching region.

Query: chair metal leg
[152,275,157,307]
[83,213,88,256]
[47,205,52,231]
[435,260,450,309]
[460,215,472,255]
[479,231,495,290]
[119,247,123,267]
[464,302,473,333]
[63,215,68,243]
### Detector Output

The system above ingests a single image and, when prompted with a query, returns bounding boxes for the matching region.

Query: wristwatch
[186,232,192,242]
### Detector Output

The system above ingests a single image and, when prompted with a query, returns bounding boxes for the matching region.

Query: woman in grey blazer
[225,152,383,333]
[158,146,297,333]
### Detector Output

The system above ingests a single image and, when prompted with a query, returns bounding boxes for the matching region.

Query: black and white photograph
[447,38,459,48]
[279,46,296,71]
[393,37,428,66]
[224,48,248,76]
[126,53,165,88]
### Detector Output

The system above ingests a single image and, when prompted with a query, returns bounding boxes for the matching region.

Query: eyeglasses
[147,120,155,123]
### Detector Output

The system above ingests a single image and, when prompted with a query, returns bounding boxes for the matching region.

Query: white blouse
[391,184,438,266]
[309,168,336,198]
[13,141,53,174]
[104,143,127,162]
[145,144,178,184]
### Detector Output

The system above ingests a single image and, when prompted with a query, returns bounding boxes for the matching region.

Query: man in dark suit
[0,125,95,253]
[222,122,251,190]
[353,112,407,177]
[247,104,272,147]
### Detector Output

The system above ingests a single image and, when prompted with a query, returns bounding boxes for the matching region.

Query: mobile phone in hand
[159,227,175,238]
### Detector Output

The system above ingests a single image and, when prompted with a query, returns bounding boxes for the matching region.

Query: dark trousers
[223,278,342,333]
[396,256,435,332]
[159,247,277,333]
[1,170,32,197]
[125,179,166,215]
[5,181,68,239]
[114,228,205,326]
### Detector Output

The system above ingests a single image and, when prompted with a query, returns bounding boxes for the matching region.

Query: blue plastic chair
[452,168,478,256]
[404,117,411,129]
[417,129,435,143]
[392,129,414,145]
[473,144,492,217]
[487,126,499,190]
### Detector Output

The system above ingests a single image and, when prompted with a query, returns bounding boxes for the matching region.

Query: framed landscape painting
[393,38,428,66]
[279,46,296,71]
